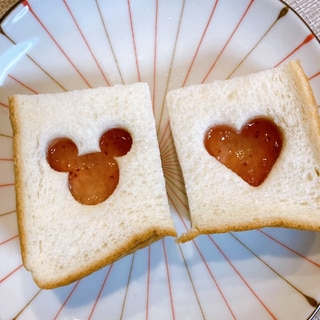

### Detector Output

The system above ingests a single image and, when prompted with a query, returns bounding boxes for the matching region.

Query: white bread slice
[9,83,176,289]
[166,60,320,242]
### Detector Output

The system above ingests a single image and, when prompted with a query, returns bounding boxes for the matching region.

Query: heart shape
[204,117,283,186]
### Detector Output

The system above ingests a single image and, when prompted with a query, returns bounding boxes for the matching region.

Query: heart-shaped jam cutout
[204,117,282,186]
[47,128,132,205]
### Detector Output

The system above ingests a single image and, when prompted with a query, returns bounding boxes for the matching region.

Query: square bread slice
[9,83,176,289]
[166,60,320,242]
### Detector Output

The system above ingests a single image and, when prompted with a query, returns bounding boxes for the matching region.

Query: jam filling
[47,128,132,205]
[204,117,282,186]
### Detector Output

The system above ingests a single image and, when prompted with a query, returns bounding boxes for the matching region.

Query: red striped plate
[1,0,320,319]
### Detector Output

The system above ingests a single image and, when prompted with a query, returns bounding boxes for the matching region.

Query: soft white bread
[166,60,320,242]
[9,83,176,289]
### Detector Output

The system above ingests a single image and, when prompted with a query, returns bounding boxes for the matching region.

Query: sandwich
[166,60,320,242]
[9,83,176,289]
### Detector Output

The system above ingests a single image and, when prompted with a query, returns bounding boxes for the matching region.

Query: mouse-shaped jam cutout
[47,128,132,205]
[204,117,282,186]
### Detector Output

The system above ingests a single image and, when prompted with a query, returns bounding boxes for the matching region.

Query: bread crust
[35,227,175,289]
[9,97,29,269]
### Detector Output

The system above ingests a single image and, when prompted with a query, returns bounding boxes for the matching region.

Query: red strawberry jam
[47,128,132,205]
[204,117,282,186]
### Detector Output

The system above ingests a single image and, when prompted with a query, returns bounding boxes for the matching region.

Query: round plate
[1,0,320,319]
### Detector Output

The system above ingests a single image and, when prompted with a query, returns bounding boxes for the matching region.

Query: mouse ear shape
[47,138,78,172]
[100,128,132,157]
